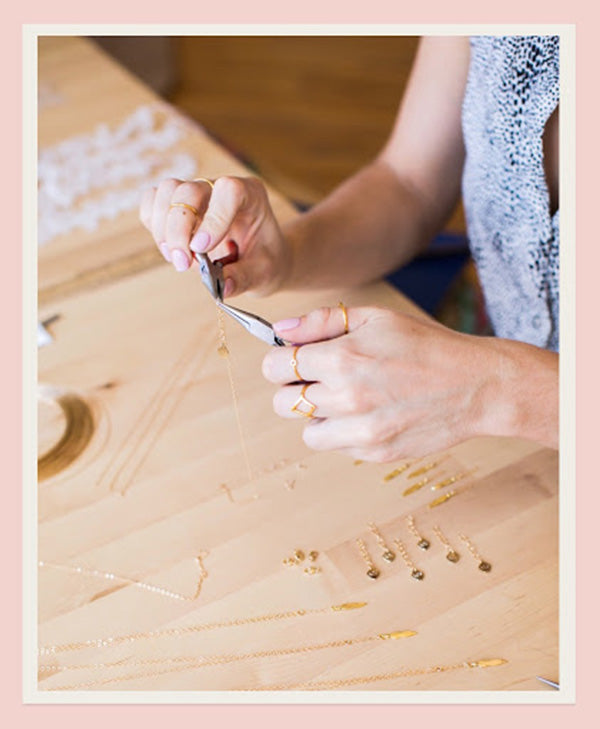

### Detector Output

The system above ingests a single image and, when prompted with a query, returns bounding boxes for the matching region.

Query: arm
[282,36,471,289]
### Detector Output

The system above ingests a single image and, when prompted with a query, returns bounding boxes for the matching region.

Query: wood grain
[36,37,558,694]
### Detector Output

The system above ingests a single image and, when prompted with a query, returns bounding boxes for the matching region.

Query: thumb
[273,303,367,344]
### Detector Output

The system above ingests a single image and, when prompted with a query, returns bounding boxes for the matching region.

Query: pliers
[194,251,285,347]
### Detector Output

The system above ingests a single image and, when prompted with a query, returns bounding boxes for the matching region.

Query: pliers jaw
[194,252,224,301]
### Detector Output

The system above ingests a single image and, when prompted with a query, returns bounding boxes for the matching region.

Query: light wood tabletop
[36,36,559,695]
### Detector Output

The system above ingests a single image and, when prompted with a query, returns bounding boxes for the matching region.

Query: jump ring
[338,301,349,335]
[193,177,215,189]
[169,202,199,216]
[291,383,317,419]
[290,345,303,381]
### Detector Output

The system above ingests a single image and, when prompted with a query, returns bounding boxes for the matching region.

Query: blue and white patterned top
[461,36,560,351]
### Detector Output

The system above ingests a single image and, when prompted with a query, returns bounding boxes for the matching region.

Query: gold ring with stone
[290,345,303,381]
[169,202,199,216]
[291,383,317,419]
[193,177,215,189]
[338,301,349,334]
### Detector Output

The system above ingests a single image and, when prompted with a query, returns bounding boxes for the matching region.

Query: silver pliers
[194,251,285,347]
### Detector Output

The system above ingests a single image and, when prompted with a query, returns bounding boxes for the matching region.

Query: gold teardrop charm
[411,569,425,581]
[382,550,396,562]
[366,567,380,579]
[331,602,368,612]
[469,658,508,668]
[417,538,430,550]
[446,550,460,563]
[379,630,417,640]
[478,561,492,572]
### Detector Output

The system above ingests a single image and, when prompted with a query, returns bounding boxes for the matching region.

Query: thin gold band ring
[338,301,349,335]
[193,177,215,189]
[169,202,199,216]
[290,346,303,381]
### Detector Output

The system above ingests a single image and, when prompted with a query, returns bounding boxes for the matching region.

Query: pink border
[8,1,595,725]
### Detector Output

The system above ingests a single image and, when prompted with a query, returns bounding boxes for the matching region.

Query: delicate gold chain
[216,306,254,483]
[355,538,380,579]
[38,601,368,656]
[40,628,417,690]
[257,658,508,691]
[393,538,425,581]
[38,552,209,603]
[367,522,395,562]
[459,534,492,572]
[432,525,460,563]
[406,515,430,550]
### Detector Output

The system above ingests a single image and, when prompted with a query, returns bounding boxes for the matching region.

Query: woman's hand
[262,305,558,462]
[139,176,291,297]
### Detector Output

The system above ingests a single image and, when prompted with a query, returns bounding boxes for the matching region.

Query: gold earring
[367,522,395,562]
[392,538,425,581]
[356,538,380,579]
[432,525,460,563]
[406,515,431,550]
[459,533,492,572]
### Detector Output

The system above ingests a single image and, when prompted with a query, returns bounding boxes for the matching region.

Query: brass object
[393,538,425,582]
[290,345,303,381]
[402,477,431,496]
[338,301,349,334]
[356,538,380,579]
[459,533,492,573]
[168,201,199,216]
[432,525,460,564]
[383,463,411,482]
[406,515,430,550]
[368,522,396,562]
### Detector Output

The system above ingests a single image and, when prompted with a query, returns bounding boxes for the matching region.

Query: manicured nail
[190,230,211,252]
[273,317,301,332]
[171,248,190,272]
[159,243,171,262]
[223,278,235,298]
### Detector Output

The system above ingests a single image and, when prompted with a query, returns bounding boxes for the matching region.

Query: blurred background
[92,35,489,333]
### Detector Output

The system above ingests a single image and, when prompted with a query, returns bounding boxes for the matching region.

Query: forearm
[281,158,443,290]
[474,337,559,449]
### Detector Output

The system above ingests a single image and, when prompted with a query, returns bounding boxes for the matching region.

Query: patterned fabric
[461,36,560,351]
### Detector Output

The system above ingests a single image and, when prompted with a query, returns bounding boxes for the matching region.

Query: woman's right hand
[139,175,292,297]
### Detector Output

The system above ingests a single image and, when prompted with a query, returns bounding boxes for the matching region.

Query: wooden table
[36,36,558,695]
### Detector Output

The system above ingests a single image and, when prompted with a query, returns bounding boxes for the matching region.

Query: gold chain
[459,534,492,572]
[40,628,417,690]
[382,463,412,482]
[216,305,254,483]
[258,658,508,691]
[38,552,209,603]
[432,525,460,563]
[392,538,425,581]
[406,515,430,550]
[38,601,368,656]
[355,538,380,579]
[367,522,395,562]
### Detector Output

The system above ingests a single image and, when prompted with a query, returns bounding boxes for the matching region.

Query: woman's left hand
[262,304,550,462]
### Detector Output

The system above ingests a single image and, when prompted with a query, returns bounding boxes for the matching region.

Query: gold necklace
[38,601,368,656]
[38,552,208,603]
[216,306,254,483]
[257,658,508,691]
[40,628,417,690]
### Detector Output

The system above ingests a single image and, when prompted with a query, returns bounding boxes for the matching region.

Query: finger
[273,382,357,420]
[189,176,257,254]
[272,304,368,344]
[165,182,212,272]
[139,186,156,232]
[262,339,344,386]
[151,178,180,247]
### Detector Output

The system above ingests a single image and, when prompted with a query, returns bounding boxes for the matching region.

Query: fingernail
[171,248,190,272]
[159,243,171,262]
[190,230,211,252]
[273,317,301,332]
[223,278,235,297]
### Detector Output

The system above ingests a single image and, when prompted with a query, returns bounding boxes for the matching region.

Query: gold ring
[193,177,215,189]
[291,383,317,419]
[338,301,349,334]
[169,202,199,216]
[290,346,303,381]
